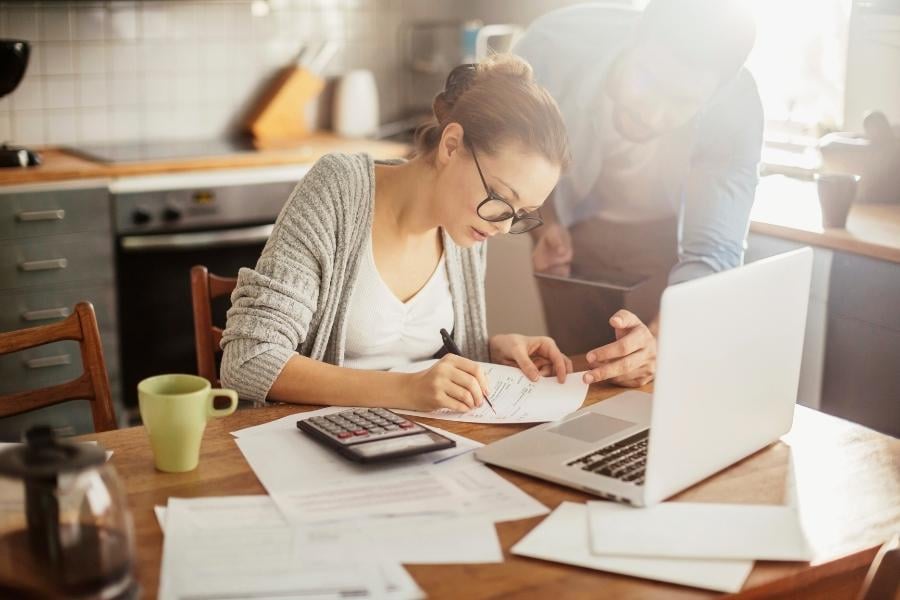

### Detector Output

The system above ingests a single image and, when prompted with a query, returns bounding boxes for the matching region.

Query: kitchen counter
[0,133,410,187]
[5,150,897,265]
[750,175,900,264]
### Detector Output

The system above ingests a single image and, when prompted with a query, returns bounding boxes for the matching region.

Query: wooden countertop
[0,133,411,187]
[5,147,897,266]
[750,175,900,264]
[79,382,900,599]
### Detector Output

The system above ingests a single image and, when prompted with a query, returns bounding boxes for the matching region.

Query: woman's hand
[583,310,656,387]
[489,334,573,383]
[403,354,491,412]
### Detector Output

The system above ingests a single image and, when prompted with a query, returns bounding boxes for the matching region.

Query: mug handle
[207,388,239,419]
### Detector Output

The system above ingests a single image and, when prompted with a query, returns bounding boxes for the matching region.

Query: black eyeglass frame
[471,150,544,235]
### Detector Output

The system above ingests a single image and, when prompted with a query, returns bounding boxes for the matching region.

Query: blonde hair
[413,54,570,169]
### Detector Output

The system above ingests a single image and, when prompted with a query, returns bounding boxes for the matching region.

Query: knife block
[247,67,324,143]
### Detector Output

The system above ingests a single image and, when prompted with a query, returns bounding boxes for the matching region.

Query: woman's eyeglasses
[471,150,543,235]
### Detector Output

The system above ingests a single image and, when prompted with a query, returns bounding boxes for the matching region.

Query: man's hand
[489,334,573,383]
[532,223,573,275]
[583,309,656,387]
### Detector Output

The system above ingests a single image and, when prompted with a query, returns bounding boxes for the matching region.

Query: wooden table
[84,383,900,599]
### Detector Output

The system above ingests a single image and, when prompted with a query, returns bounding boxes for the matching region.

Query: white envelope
[513,502,754,593]
[588,501,814,561]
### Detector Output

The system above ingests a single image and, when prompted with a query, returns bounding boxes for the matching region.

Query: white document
[587,501,814,561]
[233,409,480,495]
[272,453,548,525]
[512,502,754,594]
[340,514,504,564]
[390,360,589,423]
[158,496,423,600]
[156,496,502,565]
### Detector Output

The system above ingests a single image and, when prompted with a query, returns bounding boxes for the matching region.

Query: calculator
[296,408,456,463]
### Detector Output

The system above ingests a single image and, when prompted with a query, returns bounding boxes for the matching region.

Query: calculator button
[337,431,352,439]
[384,425,399,431]
[398,421,414,429]
[353,429,368,436]
[370,428,385,434]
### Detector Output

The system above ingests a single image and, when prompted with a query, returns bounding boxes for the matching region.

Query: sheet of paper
[436,453,550,523]
[512,502,754,594]
[156,496,502,565]
[158,496,423,600]
[272,453,547,525]
[390,360,588,423]
[587,501,814,561]
[340,515,503,564]
[233,411,481,495]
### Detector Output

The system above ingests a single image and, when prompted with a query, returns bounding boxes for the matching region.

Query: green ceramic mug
[138,374,238,473]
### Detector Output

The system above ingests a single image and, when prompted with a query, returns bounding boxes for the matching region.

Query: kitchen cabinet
[821,252,900,437]
[0,181,120,440]
[746,233,900,437]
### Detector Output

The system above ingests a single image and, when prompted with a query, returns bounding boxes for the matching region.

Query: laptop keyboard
[566,429,649,485]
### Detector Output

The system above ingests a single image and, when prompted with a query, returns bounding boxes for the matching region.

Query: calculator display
[353,432,448,458]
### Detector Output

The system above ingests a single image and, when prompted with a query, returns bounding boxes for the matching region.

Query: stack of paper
[513,500,813,593]
[233,406,549,525]
[389,360,589,423]
[513,502,755,593]
[158,496,424,600]
[156,496,503,566]
[158,407,551,598]
[586,501,814,561]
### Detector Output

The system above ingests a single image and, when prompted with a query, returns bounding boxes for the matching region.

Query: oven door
[116,224,272,416]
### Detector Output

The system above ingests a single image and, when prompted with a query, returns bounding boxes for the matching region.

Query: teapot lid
[0,426,105,480]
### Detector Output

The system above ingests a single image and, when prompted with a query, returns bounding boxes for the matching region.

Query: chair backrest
[0,302,116,433]
[190,265,237,386]
[858,534,900,600]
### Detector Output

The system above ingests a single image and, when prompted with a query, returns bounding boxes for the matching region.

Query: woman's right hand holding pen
[403,354,491,413]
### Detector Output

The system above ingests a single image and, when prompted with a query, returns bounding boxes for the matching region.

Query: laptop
[476,248,813,507]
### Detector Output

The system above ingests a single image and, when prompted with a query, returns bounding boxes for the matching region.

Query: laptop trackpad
[548,413,636,443]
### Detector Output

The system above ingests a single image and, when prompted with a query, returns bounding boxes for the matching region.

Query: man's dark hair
[635,0,756,82]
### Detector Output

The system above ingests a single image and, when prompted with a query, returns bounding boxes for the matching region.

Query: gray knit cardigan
[219,152,491,403]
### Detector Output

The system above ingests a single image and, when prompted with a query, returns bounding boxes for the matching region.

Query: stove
[66,137,256,164]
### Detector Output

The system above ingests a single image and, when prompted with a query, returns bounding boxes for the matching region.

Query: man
[515,0,763,387]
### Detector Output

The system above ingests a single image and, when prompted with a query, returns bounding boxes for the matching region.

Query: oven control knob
[162,207,182,222]
[131,208,151,225]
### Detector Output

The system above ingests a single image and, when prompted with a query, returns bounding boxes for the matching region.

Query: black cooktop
[66,137,256,164]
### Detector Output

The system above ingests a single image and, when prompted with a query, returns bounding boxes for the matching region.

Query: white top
[343,236,454,371]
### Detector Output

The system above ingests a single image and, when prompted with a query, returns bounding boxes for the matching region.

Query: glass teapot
[0,426,137,598]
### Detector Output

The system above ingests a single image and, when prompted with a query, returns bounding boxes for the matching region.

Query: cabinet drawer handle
[22,307,71,321]
[16,209,66,222]
[25,354,72,369]
[18,258,68,272]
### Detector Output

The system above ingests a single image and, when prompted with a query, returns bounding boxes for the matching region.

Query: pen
[439,328,497,414]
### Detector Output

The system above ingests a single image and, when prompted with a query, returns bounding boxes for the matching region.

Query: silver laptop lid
[642,248,813,506]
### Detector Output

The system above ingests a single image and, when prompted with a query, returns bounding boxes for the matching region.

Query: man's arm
[669,70,764,285]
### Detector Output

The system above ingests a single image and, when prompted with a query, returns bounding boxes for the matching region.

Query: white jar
[333,69,380,138]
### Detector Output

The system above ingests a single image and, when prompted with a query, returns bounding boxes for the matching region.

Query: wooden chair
[858,534,900,600]
[0,302,116,433]
[190,265,237,387]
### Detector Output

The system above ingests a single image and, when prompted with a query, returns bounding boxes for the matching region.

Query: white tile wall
[0,0,421,146]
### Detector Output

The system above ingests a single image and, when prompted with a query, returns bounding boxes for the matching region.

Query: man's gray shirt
[515,3,764,284]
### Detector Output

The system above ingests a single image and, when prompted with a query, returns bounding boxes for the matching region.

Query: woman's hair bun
[414,53,568,170]
[433,63,478,124]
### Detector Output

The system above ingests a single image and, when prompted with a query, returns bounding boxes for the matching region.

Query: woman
[220,55,573,412]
